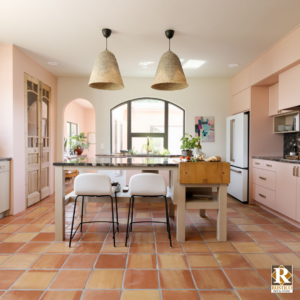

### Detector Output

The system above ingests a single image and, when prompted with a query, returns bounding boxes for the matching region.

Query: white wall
[57,77,229,161]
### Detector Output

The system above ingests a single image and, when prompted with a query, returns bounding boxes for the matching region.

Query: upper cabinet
[271,26,300,74]
[230,87,251,116]
[251,50,272,85]
[269,83,279,116]
[278,64,300,110]
[230,65,251,96]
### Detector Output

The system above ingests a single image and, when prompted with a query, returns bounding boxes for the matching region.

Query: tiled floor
[0,183,300,299]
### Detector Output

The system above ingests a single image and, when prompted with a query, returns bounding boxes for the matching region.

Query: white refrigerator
[226,112,249,202]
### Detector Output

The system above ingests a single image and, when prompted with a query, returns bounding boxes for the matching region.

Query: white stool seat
[129,173,167,196]
[74,173,115,196]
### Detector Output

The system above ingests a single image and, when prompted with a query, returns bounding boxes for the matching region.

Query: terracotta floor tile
[270,231,300,242]
[0,233,13,242]
[129,242,155,253]
[280,224,300,231]
[88,223,111,232]
[227,231,253,242]
[256,269,272,286]
[246,231,277,242]
[0,216,17,224]
[162,290,200,300]
[17,242,51,254]
[215,253,251,268]
[193,269,232,289]
[272,253,300,268]
[156,242,183,254]
[81,232,107,242]
[4,232,38,243]
[31,232,55,241]
[159,270,195,289]
[260,224,287,232]
[63,254,97,269]
[249,218,273,224]
[207,242,238,253]
[31,217,54,225]
[187,254,219,268]
[50,269,91,289]
[0,254,39,269]
[95,254,127,268]
[238,225,263,231]
[10,218,36,224]
[0,254,10,264]
[31,254,69,269]
[277,289,300,299]
[158,254,188,269]
[236,289,278,300]
[0,270,25,289]
[102,242,128,253]
[42,224,55,232]
[282,241,300,252]
[73,242,102,253]
[127,254,156,269]
[131,232,155,242]
[200,291,238,300]
[230,218,254,225]
[182,242,210,253]
[87,269,124,289]
[243,253,279,268]
[201,232,220,242]
[257,242,293,253]
[0,242,26,253]
[41,291,82,300]
[231,242,265,253]
[18,224,47,232]
[12,270,57,289]
[124,269,159,289]
[133,224,153,232]
[82,290,121,300]
[224,269,268,288]
[154,232,176,242]
[1,291,44,300]
[122,290,160,300]
[185,232,203,241]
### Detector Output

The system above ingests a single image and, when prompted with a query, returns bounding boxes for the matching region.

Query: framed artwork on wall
[87,132,96,144]
[195,116,215,142]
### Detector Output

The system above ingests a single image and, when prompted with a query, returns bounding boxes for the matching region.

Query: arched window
[110,98,185,154]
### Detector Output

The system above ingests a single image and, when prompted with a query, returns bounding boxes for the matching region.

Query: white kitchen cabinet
[0,161,10,214]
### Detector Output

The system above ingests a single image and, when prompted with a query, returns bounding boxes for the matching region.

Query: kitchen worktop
[95,154,181,158]
[253,156,300,164]
[54,157,179,167]
[0,158,12,161]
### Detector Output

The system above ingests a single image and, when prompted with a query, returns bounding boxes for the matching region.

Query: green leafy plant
[180,133,200,150]
[70,133,90,151]
[64,138,68,152]
[128,149,138,155]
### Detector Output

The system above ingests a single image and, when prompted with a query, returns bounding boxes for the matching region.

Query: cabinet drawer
[263,161,276,172]
[253,159,263,169]
[253,184,275,209]
[253,168,276,191]
[0,161,10,173]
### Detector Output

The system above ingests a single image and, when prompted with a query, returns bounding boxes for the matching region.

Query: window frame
[110,98,185,153]
[67,121,78,150]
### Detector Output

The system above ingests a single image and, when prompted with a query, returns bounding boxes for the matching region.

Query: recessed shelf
[273,110,300,134]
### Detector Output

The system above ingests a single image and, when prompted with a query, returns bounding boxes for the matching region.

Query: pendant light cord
[106,38,107,50]
[169,38,170,51]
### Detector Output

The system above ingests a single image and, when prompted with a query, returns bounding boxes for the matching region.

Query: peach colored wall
[12,45,57,214]
[0,45,13,158]
[63,101,95,158]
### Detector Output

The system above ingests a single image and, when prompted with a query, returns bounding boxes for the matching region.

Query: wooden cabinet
[230,87,251,115]
[271,26,300,74]
[251,50,272,85]
[230,65,251,96]
[279,64,300,110]
[275,163,297,220]
[269,83,280,116]
[0,161,10,214]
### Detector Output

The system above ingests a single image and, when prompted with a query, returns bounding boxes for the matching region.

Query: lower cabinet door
[253,184,276,209]
[297,177,300,222]
[276,163,297,220]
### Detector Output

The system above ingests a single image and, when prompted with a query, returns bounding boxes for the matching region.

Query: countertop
[95,154,181,158]
[53,157,179,167]
[0,158,12,161]
[253,156,300,164]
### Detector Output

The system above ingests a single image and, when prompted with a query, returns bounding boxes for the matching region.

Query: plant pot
[74,146,84,155]
[181,150,193,157]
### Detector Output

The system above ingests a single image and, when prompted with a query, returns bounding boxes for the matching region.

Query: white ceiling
[73,99,94,109]
[1,0,300,78]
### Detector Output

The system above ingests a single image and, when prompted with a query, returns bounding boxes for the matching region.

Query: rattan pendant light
[151,30,188,91]
[89,28,124,90]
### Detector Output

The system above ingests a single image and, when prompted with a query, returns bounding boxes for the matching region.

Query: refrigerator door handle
[230,119,235,162]
[230,169,242,174]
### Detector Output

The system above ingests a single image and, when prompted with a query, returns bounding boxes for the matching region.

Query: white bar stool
[125,173,172,248]
[69,173,119,247]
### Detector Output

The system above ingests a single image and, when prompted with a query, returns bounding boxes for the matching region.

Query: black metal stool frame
[125,195,172,248]
[69,192,119,247]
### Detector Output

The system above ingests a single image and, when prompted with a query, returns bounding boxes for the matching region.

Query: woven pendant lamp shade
[89,49,124,90]
[151,50,188,91]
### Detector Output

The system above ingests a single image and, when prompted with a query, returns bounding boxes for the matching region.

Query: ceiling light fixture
[183,60,206,69]
[228,63,239,68]
[89,28,124,90]
[151,30,188,91]
[47,61,57,65]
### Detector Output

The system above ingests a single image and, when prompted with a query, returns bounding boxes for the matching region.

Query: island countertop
[53,157,179,167]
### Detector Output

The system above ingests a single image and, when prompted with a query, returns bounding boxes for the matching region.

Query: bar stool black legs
[125,196,172,248]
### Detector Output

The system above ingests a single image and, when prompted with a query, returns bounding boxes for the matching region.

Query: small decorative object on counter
[180,133,200,157]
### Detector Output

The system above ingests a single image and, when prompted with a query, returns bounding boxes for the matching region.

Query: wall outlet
[100,143,104,149]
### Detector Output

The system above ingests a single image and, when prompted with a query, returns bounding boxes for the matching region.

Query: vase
[74,146,84,155]
[181,150,193,157]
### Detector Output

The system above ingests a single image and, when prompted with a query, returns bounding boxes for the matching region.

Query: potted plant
[180,133,200,157]
[70,133,90,155]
